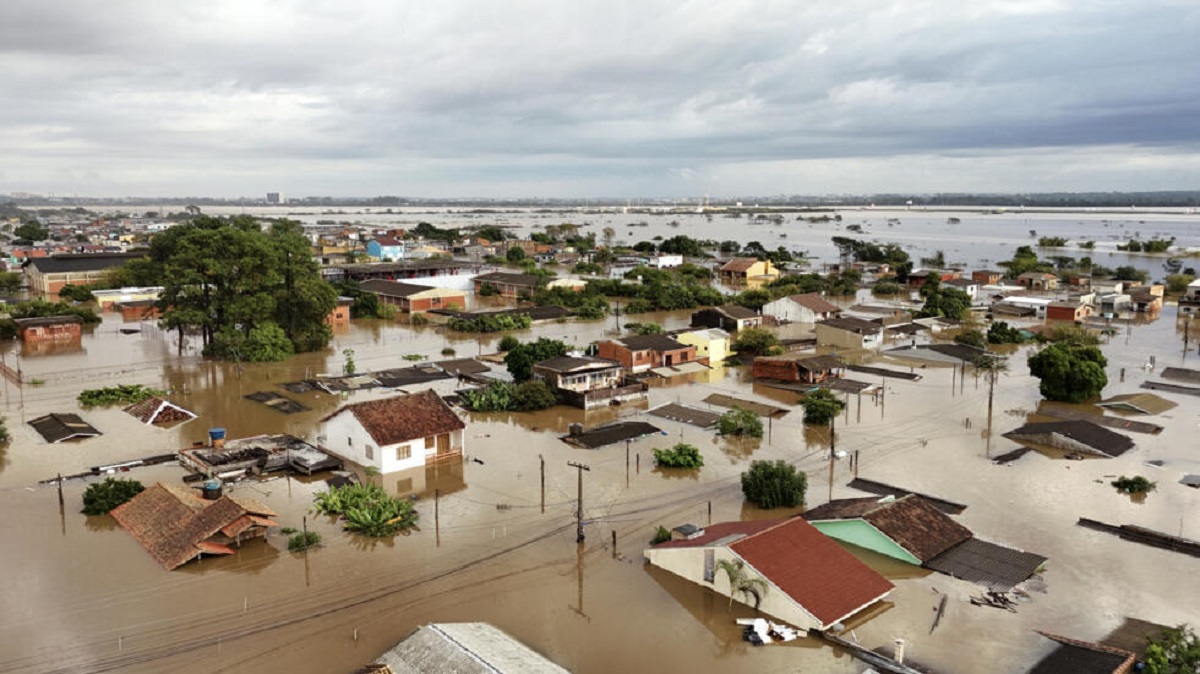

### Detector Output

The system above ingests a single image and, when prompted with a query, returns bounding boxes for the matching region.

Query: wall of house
[20,323,82,343]
[675,333,729,365]
[321,412,426,474]
[815,324,879,350]
[809,520,921,565]
[762,298,818,323]
[660,346,697,367]
[645,545,824,630]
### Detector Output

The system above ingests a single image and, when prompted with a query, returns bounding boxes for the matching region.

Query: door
[436,433,451,456]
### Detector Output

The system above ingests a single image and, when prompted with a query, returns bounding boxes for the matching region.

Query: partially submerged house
[762,293,841,324]
[1003,420,1135,458]
[1096,393,1177,415]
[360,279,468,313]
[596,334,697,373]
[110,482,278,570]
[718,258,780,286]
[1016,272,1060,292]
[752,354,845,384]
[124,396,196,427]
[29,413,101,443]
[359,622,569,674]
[1179,279,1200,316]
[1029,632,1137,674]
[814,317,884,350]
[320,390,465,473]
[673,328,731,365]
[13,316,83,344]
[804,495,1048,590]
[532,355,647,410]
[472,271,542,298]
[690,305,761,333]
[645,518,894,632]
[803,495,972,566]
[23,252,145,295]
[1046,299,1092,322]
[179,432,341,478]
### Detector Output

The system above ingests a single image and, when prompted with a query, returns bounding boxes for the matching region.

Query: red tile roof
[730,518,894,627]
[111,483,274,570]
[332,389,464,447]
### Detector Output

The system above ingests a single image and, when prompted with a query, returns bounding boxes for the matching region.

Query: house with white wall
[320,390,465,474]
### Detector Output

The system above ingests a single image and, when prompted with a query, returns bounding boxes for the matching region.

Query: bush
[872,281,901,295]
[718,407,763,437]
[954,328,987,349]
[802,389,844,424]
[313,483,419,537]
[624,322,664,336]
[741,460,806,509]
[288,531,321,551]
[447,313,532,333]
[652,443,704,469]
[513,380,558,411]
[498,335,520,351]
[81,478,145,515]
[987,321,1026,344]
[441,347,456,356]
[207,322,295,362]
[651,526,672,545]
[78,384,165,407]
[0,417,8,444]
[731,328,781,358]
[58,284,97,302]
[1111,475,1156,494]
[280,527,298,535]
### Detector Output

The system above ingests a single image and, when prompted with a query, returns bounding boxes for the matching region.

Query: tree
[741,460,806,509]
[343,348,356,375]
[0,417,9,444]
[973,355,1009,454]
[148,216,334,359]
[1167,274,1196,294]
[731,328,781,357]
[801,389,844,424]
[498,335,520,352]
[1145,625,1200,673]
[504,337,570,382]
[987,321,1025,344]
[652,443,705,468]
[624,322,664,336]
[506,246,526,264]
[718,407,763,437]
[734,289,771,312]
[0,272,23,293]
[916,276,972,320]
[1027,343,1107,403]
[1112,265,1148,282]
[513,380,558,411]
[81,478,145,515]
[714,558,768,610]
[954,328,987,349]
[14,221,48,242]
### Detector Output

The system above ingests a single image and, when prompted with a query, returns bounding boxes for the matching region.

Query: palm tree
[715,558,768,610]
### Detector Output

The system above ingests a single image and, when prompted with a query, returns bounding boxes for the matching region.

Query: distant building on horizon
[266,192,285,204]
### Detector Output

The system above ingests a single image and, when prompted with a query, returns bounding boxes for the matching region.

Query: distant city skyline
[2,1,1198,198]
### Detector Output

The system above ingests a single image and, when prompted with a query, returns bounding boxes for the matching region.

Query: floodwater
[3,231,1200,672]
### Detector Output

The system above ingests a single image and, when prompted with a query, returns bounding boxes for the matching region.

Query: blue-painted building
[367,237,407,261]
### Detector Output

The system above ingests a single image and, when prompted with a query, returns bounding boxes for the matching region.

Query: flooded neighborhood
[0,203,1197,674]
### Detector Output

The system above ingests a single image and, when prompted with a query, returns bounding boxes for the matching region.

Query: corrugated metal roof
[924,537,1047,591]
[647,403,720,428]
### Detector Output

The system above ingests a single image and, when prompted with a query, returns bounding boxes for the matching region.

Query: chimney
[893,638,906,664]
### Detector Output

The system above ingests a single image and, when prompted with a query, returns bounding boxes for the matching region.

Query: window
[397,445,411,461]
[365,444,374,460]
[424,436,436,450]
[703,549,715,583]
[347,436,353,447]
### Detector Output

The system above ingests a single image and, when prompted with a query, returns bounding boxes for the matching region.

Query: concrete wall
[762,298,819,323]
[675,332,729,364]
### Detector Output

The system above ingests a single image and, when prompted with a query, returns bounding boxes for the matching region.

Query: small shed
[13,316,83,344]
[29,413,101,443]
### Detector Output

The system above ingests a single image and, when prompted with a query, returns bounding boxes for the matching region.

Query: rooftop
[720,257,761,273]
[784,292,841,314]
[615,334,689,352]
[474,271,543,287]
[1004,420,1135,458]
[533,355,623,374]
[327,390,464,447]
[363,622,570,674]
[29,413,101,443]
[817,316,883,334]
[804,494,973,562]
[360,279,447,298]
[26,252,145,274]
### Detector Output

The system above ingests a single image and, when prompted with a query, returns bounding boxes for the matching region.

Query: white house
[320,389,465,474]
[649,254,683,269]
[761,292,841,323]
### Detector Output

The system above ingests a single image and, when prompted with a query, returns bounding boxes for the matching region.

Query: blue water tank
[209,428,226,442]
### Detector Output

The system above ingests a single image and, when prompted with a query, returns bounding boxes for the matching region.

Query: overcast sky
[2,0,1199,198]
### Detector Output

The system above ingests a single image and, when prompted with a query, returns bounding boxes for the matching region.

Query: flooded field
[3,238,1200,671]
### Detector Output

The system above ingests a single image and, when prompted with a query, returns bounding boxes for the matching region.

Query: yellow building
[674,327,732,365]
[718,258,780,287]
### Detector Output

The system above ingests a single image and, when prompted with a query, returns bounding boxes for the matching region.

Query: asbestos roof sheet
[28,413,101,443]
[1004,420,1134,457]
[561,421,662,449]
[647,403,721,428]
[924,537,1047,591]
[1160,366,1200,384]
[701,393,789,417]
[649,361,709,377]
[369,623,570,674]
[1097,393,1178,415]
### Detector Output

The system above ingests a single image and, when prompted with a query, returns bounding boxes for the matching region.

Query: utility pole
[568,461,591,543]
[539,454,545,513]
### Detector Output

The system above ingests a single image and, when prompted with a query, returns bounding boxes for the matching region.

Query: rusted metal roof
[924,537,1047,591]
[647,403,720,428]
[1030,632,1136,674]
[561,421,662,449]
[701,393,789,417]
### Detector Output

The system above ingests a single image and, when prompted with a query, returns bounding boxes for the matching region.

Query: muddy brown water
[1,307,1199,673]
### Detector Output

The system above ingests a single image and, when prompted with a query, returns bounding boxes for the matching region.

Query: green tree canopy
[741,460,807,509]
[144,216,335,359]
[504,337,570,382]
[1027,343,1108,402]
[731,328,781,357]
[717,407,763,437]
[14,221,48,242]
[801,389,844,424]
[81,478,144,515]
[1145,625,1200,673]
